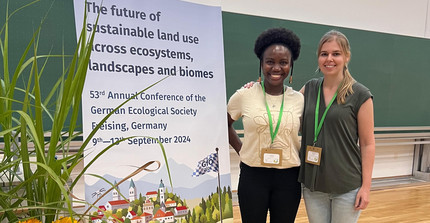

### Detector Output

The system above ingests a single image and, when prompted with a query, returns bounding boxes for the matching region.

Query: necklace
[266,94,281,108]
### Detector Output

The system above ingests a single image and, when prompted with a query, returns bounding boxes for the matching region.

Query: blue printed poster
[73,0,232,222]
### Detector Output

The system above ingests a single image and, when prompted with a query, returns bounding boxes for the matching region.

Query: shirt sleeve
[227,90,242,121]
[354,82,373,112]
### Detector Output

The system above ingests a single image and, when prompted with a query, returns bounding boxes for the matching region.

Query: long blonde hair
[317,30,355,104]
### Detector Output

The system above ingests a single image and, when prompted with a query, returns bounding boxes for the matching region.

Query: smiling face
[261,44,292,94]
[318,38,350,78]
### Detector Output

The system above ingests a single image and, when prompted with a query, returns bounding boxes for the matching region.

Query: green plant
[0,1,171,222]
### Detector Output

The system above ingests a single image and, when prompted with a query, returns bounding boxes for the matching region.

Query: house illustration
[159,179,166,209]
[107,214,125,223]
[126,210,137,219]
[90,215,103,223]
[105,200,129,211]
[112,181,120,201]
[145,191,157,201]
[165,200,177,208]
[105,179,138,211]
[153,209,174,223]
[91,178,188,223]
[129,179,137,202]
[173,206,188,217]
[97,205,106,215]
[142,199,154,214]
[130,212,153,223]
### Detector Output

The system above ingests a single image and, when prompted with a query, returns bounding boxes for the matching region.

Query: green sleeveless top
[298,78,373,193]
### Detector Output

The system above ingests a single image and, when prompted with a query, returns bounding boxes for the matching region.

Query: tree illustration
[200,198,206,211]
[116,209,123,218]
[137,205,143,216]
[212,208,220,222]
[223,198,233,219]
[205,206,213,223]
[122,208,128,217]
[199,214,207,223]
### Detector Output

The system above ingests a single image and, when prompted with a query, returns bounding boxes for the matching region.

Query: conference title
[84,1,214,79]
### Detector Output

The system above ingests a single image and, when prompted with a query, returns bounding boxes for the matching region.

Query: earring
[257,60,262,83]
[289,75,293,84]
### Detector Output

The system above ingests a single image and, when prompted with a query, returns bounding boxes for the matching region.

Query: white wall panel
[373,141,415,178]
[426,1,430,37]
[186,0,430,38]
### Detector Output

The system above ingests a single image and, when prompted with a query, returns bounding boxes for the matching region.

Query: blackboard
[222,12,430,127]
[1,0,78,130]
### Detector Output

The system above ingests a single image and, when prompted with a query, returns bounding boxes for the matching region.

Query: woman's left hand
[354,187,370,210]
[242,81,255,89]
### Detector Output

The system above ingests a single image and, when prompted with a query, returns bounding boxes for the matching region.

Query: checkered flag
[192,153,219,177]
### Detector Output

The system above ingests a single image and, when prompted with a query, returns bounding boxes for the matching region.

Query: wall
[188,0,430,39]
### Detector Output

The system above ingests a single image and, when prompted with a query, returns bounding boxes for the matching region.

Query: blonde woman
[298,30,375,223]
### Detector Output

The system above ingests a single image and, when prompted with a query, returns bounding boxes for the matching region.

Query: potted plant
[0,1,171,222]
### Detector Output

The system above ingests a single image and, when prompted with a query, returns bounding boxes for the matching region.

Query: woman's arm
[355,98,375,210]
[228,113,242,155]
[298,85,305,133]
[299,85,305,95]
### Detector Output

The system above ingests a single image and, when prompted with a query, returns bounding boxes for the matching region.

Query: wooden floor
[232,183,430,223]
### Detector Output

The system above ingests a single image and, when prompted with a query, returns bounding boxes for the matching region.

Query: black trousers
[238,162,301,223]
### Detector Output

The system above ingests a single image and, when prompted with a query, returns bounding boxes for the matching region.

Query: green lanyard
[261,81,285,144]
[314,80,338,144]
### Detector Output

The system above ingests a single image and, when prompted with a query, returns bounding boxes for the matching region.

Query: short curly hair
[254,27,301,61]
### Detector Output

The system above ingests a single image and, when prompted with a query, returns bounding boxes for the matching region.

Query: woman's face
[318,40,349,77]
[262,44,292,88]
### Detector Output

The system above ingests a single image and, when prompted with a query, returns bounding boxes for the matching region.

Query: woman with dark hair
[227,27,304,223]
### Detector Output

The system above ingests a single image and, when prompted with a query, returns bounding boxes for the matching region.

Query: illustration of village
[90,179,233,223]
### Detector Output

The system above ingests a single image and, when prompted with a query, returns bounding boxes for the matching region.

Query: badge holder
[305,145,322,165]
[261,148,282,167]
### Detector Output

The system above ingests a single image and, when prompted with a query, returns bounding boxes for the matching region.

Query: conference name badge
[261,148,282,167]
[305,145,322,165]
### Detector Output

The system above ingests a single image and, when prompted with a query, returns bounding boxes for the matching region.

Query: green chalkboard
[222,12,430,127]
[2,2,430,130]
[0,0,78,130]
